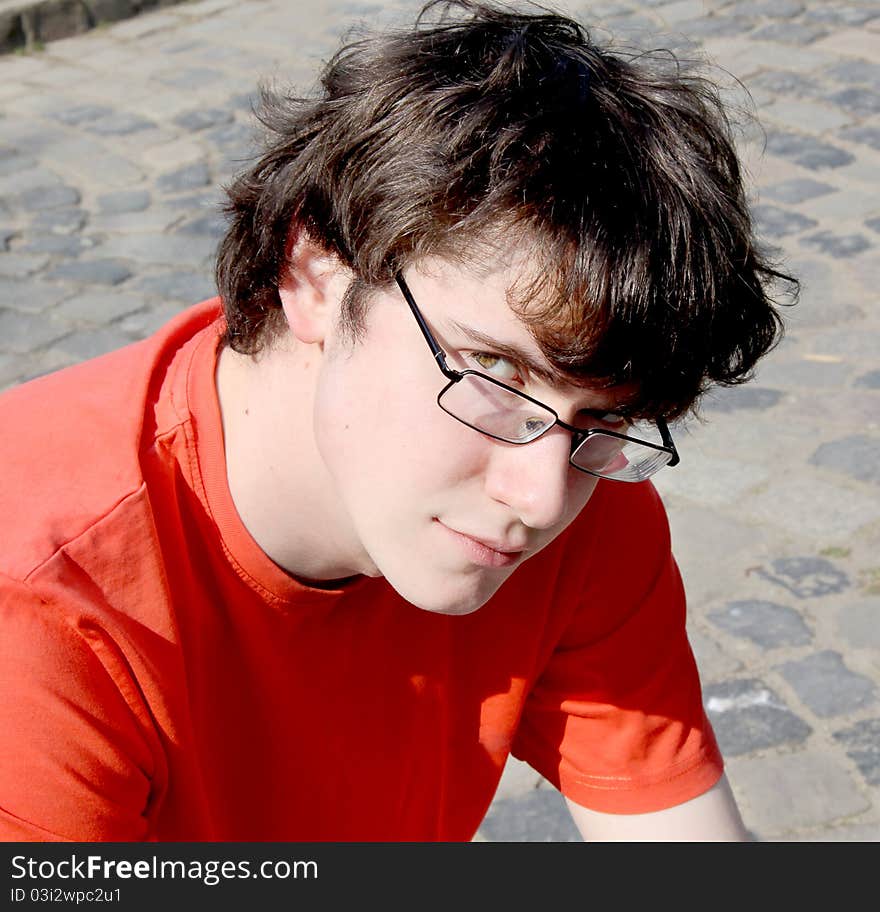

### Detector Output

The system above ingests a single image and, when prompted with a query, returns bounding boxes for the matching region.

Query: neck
[215,339,368,583]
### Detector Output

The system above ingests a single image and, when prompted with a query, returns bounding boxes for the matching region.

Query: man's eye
[468,352,521,383]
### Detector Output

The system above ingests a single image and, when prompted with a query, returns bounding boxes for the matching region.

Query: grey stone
[18,234,97,256]
[824,59,880,86]
[44,259,133,286]
[172,108,235,131]
[703,678,812,757]
[155,67,224,89]
[85,113,159,136]
[827,87,880,117]
[156,161,211,194]
[53,104,114,126]
[753,203,818,238]
[732,0,803,16]
[132,270,216,302]
[479,789,580,842]
[176,211,228,239]
[809,434,880,485]
[97,190,151,215]
[97,232,217,267]
[708,600,813,649]
[800,231,871,258]
[0,253,50,278]
[802,6,880,27]
[765,130,855,170]
[751,22,827,44]
[54,290,147,324]
[776,650,877,718]
[117,302,188,339]
[0,151,38,177]
[754,556,850,600]
[0,278,70,314]
[702,385,783,413]
[0,308,69,354]
[854,369,880,389]
[839,125,880,152]
[761,178,836,205]
[675,15,757,38]
[866,218,880,236]
[747,70,819,97]
[833,718,880,786]
[0,228,14,250]
[16,184,81,211]
[53,327,137,362]
[30,208,87,235]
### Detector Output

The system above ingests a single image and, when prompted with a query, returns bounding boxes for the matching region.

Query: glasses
[394,273,680,483]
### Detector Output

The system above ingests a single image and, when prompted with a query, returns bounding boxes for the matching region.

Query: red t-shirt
[0,299,722,841]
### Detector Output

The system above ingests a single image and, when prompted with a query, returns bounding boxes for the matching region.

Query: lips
[434,519,528,568]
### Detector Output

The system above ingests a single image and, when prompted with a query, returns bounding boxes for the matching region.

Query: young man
[0,1,791,841]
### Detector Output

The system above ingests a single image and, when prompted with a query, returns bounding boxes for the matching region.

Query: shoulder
[0,299,222,581]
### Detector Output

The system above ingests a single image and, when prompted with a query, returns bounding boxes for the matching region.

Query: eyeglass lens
[439,373,672,481]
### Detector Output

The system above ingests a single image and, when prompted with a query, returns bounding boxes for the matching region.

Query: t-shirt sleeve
[511,482,724,814]
[0,574,157,841]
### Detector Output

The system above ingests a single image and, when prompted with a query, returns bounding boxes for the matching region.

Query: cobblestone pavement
[1,0,878,842]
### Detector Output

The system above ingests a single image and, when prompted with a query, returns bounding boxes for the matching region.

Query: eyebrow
[446,319,563,385]
[445,318,637,418]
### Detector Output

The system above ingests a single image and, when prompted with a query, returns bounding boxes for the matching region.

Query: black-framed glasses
[394,272,680,483]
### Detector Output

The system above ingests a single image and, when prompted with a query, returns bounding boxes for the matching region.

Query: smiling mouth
[434,519,527,568]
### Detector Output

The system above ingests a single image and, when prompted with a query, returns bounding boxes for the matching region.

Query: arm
[565,774,750,842]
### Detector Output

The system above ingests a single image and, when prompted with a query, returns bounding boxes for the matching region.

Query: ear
[278,232,351,345]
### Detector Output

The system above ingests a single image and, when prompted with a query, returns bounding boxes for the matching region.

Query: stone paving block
[96,231,217,268]
[39,137,145,188]
[17,233,97,256]
[0,277,70,314]
[752,556,850,600]
[833,718,880,786]
[88,207,183,234]
[802,6,880,28]
[97,190,151,215]
[131,269,216,302]
[765,130,855,170]
[840,125,880,152]
[0,307,70,354]
[704,678,812,756]
[776,650,877,718]
[44,258,133,286]
[52,326,140,361]
[156,160,212,194]
[0,252,50,278]
[809,435,880,486]
[479,788,580,842]
[726,751,870,837]
[30,207,86,234]
[751,22,828,45]
[116,301,188,340]
[54,289,149,324]
[853,369,880,389]
[761,177,837,205]
[800,231,873,258]
[700,385,784,413]
[708,599,813,650]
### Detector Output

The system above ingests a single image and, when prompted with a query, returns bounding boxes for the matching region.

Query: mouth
[434,519,527,569]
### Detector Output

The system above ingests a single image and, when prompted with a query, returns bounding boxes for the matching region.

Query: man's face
[311,255,624,615]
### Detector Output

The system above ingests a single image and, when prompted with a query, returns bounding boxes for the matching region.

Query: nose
[483,427,576,530]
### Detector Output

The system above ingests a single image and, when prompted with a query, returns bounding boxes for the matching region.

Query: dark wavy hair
[216,0,795,419]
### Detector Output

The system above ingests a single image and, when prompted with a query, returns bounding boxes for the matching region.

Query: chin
[389,576,501,617]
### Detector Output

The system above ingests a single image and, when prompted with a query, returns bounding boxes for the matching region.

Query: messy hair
[216,0,795,419]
